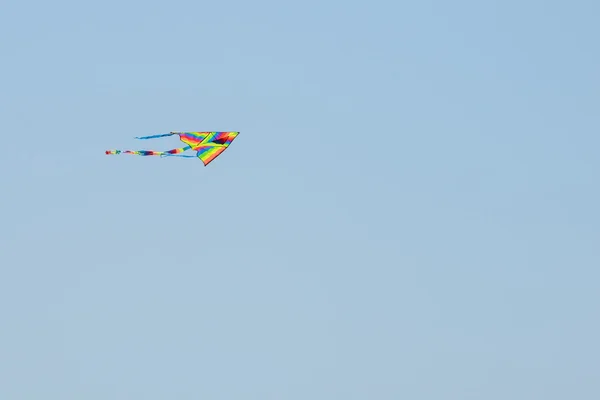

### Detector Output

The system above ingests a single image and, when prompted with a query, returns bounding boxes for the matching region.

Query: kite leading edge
[106,131,239,166]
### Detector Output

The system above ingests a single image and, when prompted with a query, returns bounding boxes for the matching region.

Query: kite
[105,131,239,166]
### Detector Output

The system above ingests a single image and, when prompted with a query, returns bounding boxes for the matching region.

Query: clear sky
[1,0,599,398]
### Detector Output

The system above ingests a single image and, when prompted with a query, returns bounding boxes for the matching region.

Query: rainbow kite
[106,131,239,166]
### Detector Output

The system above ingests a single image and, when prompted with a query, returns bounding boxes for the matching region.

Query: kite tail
[159,145,196,158]
[105,145,195,158]
[105,149,165,156]
[134,132,177,140]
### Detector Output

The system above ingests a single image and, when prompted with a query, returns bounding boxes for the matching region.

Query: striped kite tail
[105,145,195,158]
[105,149,163,156]
[133,132,177,140]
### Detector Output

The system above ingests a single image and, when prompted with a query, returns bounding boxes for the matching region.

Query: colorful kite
[106,131,239,166]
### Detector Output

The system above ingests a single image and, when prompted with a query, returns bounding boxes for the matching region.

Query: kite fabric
[106,131,240,166]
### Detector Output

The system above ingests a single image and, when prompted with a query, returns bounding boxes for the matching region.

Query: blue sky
[1,0,599,398]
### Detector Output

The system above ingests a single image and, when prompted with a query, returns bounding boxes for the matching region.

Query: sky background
[1,0,599,398]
